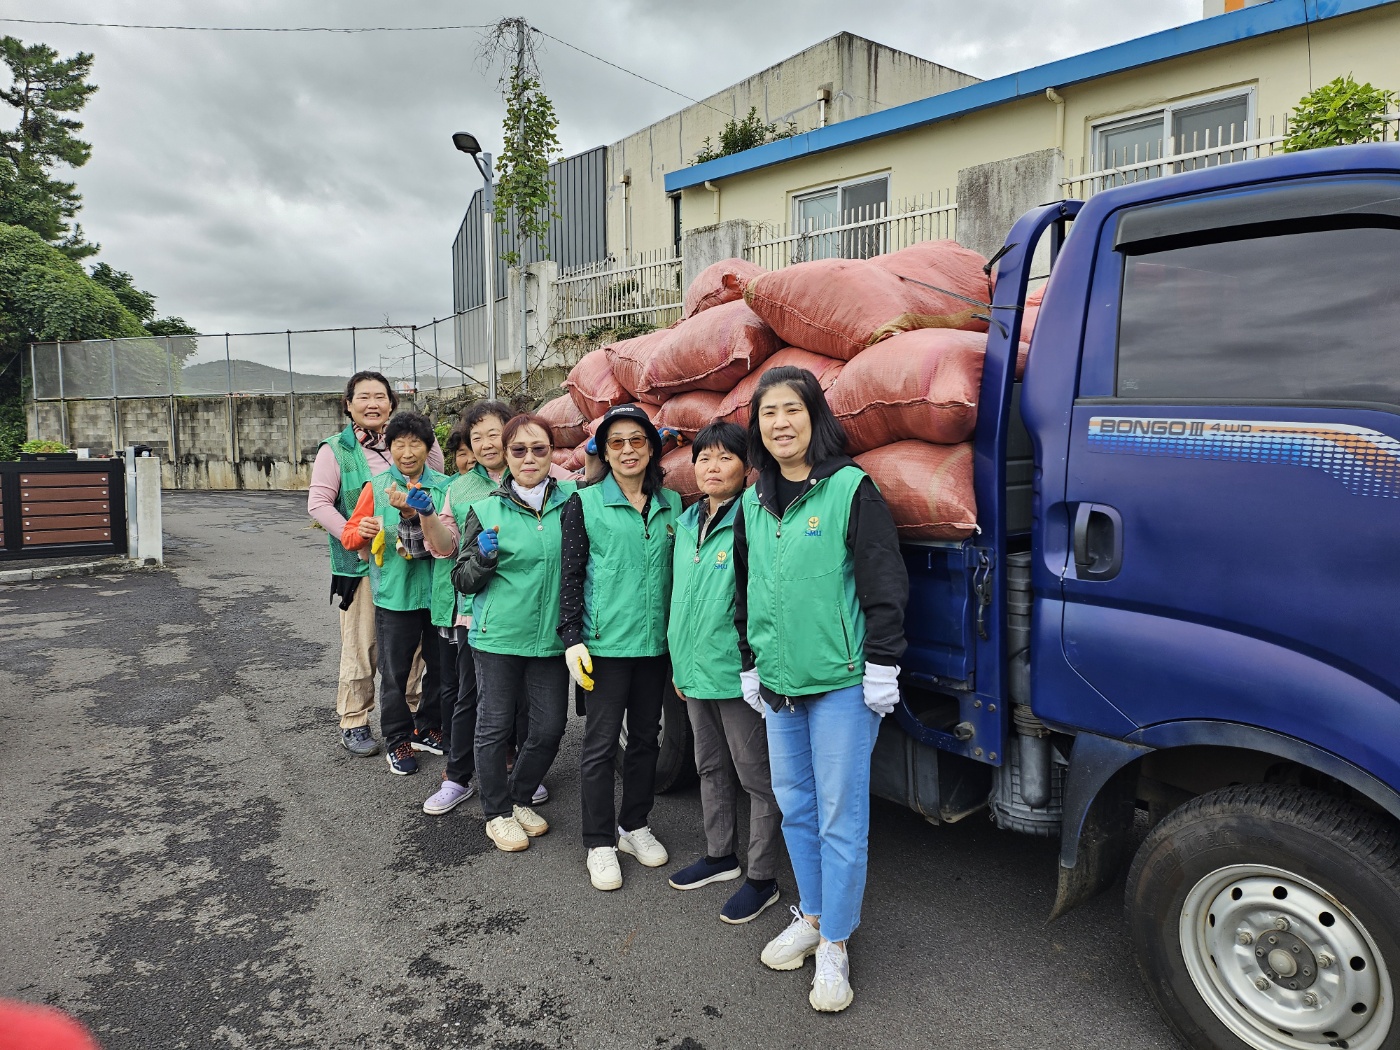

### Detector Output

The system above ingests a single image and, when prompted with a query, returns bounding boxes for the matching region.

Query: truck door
[1058,175,1400,777]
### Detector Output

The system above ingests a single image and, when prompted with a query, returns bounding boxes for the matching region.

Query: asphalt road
[0,490,1178,1050]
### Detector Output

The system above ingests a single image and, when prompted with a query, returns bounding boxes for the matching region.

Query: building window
[1093,90,1253,185]
[791,175,889,260]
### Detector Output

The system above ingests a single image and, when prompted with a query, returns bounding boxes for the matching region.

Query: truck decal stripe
[1087,416,1400,499]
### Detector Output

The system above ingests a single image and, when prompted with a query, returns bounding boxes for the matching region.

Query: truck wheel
[616,685,696,794]
[1126,784,1400,1050]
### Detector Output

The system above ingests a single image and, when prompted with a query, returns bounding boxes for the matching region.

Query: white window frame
[790,172,891,231]
[1091,86,1257,177]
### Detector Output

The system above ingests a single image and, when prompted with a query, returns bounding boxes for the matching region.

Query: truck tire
[1125,784,1400,1050]
[615,684,697,794]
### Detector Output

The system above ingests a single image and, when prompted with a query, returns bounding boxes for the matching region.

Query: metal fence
[27,313,475,402]
[554,248,683,338]
[1061,110,1400,199]
[744,192,958,271]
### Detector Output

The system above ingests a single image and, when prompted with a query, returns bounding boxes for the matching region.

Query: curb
[0,557,154,585]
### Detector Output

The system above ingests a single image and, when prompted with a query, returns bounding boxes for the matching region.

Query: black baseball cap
[594,403,663,461]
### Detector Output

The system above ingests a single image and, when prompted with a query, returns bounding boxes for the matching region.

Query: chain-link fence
[27,315,474,402]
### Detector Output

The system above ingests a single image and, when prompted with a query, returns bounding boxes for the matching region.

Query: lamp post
[453,131,497,401]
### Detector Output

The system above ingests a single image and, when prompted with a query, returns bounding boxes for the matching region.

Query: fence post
[432,319,440,392]
[225,333,237,479]
[56,338,69,447]
[411,325,419,400]
[286,330,297,481]
[351,327,358,374]
[109,340,120,456]
[166,336,178,482]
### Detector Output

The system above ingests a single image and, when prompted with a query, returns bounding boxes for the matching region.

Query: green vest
[430,468,501,627]
[668,499,743,700]
[368,465,450,612]
[468,480,576,657]
[742,465,868,696]
[579,475,681,658]
[320,425,373,578]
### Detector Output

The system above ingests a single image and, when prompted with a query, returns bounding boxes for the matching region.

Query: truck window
[1116,225,1400,405]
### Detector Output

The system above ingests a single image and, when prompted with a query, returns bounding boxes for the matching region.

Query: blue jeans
[764,683,880,943]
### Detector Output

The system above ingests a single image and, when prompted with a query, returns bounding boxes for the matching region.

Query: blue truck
[863,142,1400,1050]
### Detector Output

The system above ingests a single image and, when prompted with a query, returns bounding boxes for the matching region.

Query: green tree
[89,261,196,345]
[1282,75,1397,152]
[0,36,98,258]
[692,108,797,165]
[0,221,153,458]
[481,19,562,267]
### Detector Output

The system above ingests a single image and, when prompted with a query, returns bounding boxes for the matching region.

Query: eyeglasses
[507,443,551,458]
[351,393,391,404]
[606,435,649,451]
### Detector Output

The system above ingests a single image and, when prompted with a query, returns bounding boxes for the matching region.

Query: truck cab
[873,143,1400,1050]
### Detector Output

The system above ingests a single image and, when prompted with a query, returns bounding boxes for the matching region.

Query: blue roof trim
[664,0,1398,192]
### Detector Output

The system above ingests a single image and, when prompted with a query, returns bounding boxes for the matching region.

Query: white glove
[740,668,764,717]
[565,643,594,692]
[862,662,901,717]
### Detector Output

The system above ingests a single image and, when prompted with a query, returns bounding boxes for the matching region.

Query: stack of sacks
[552,242,1028,537]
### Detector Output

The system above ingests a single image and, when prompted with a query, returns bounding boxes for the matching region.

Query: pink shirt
[306,438,444,536]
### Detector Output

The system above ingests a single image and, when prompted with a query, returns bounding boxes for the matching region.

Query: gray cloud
[6,0,1198,348]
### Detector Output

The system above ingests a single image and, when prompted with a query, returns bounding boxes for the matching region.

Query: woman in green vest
[451,413,574,853]
[420,402,518,817]
[732,366,909,1014]
[665,422,783,926]
[558,404,681,892]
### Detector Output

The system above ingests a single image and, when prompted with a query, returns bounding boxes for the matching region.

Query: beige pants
[337,575,423,728]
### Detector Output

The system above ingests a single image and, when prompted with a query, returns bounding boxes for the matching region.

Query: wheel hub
[1255,930,1317,990]
[1179,864,1392,1050]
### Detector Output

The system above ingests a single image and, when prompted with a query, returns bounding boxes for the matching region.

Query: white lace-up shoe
[617,825,668,867]
[485,815,529,853]
[809,940,854,1012]
[760,906,821,971]
[587,846,623,891]
[512,804,548,837]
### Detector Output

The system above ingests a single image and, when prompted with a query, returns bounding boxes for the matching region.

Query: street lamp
[453,131,497,400]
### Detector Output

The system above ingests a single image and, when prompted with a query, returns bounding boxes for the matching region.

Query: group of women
[413,365,909,1014]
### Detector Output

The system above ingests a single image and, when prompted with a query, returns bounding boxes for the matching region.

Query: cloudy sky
[4,0,1198,373]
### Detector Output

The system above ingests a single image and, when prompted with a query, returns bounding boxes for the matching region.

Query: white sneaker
[587,846,623,891]
[617,825,668,867]
[760,906,822,971]
[512,804,548,837]
[809,940,854,1012]
[485,815,529,853]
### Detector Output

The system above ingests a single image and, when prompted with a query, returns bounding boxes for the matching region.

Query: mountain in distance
[179,358,412,395]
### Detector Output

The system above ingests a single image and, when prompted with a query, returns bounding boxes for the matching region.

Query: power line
[529,26,731,117]
[0,14,733,118]
[0,17,494,33]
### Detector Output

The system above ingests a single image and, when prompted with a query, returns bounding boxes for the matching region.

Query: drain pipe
[704,180,721,224]
[1045,87,1066,155]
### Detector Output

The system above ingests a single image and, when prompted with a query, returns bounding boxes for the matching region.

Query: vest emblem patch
[805,515,822,537]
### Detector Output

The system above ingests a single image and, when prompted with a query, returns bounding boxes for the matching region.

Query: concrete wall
[26,393,348,490]
[681,220,754,293]
[676,7,1400,240]
[607,33,979,261]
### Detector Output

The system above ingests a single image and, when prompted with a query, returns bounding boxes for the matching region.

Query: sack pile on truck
[546,240,1028,536]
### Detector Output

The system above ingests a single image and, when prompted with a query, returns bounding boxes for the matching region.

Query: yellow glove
[371,529,386,567]
[565,643,594,692]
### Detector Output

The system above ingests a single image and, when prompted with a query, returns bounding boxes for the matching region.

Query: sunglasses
[507,443,551,458]
[606,435,650,451]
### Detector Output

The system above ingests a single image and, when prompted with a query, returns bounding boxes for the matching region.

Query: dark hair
[597,408,664,496]
[384,410,435,450]
[691,421,748,463]
[746,366,847,474]
[343,371,398,418]
[462,399,513,435]
[445,420,470,458]
[501,413,555,451]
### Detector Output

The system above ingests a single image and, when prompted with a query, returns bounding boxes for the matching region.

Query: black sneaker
[411,728,445,756]
[340,726,379,757]
[386,742,419,775]
[721,879,780,924]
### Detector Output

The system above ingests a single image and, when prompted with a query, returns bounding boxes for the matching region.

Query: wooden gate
[0,459,128,561]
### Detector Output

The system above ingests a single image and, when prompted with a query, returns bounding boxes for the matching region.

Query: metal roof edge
[663,0,1398,193]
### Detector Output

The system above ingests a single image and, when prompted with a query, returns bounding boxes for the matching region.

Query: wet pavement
[0,490,1176,1049]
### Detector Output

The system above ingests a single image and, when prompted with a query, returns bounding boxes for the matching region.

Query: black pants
[473,651,569,820]
[438,628,478,785]
[375,606,441,750]
[578,654,670,848]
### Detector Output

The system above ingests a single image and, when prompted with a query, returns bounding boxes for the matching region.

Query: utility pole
[515,18,529,397]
